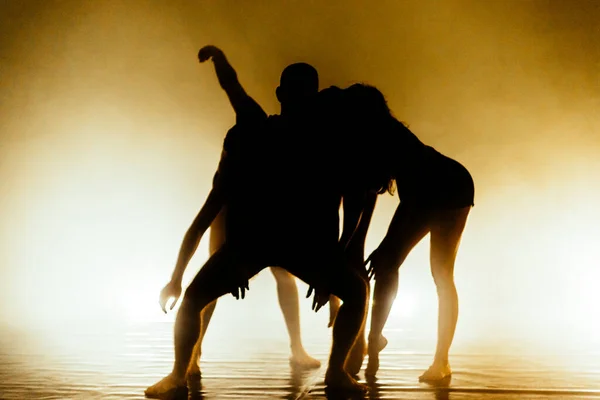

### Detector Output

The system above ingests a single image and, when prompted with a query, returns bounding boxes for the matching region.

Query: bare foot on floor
[365,353,379,378]
[365,335,388,377]
[145,374,187,400]
[186,362,201,381]
[419,362,452,382]
[290,350,321,369]
[345,337,366,376]
[325,368,368,393]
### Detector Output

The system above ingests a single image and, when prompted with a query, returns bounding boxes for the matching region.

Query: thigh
[382,202,432,268]
[185,244,266,302]
[270,266,294,281]
[209,208,227,254]
[429,206,471,276]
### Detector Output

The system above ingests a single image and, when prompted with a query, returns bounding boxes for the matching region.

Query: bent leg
[187,300,216,377]
[325,265,369,391]
[420,206,470,382]
[342,194,377,374]
[145,246,264,399]
[328,295,341,328]
[188,209,227,377]
[366,205,430,377]
[270,266,320,368]
[289,257,369,392]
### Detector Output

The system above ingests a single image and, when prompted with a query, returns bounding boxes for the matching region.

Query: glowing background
[1,0,600,397]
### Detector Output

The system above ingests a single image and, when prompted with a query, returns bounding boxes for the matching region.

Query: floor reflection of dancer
[185,46,323,379]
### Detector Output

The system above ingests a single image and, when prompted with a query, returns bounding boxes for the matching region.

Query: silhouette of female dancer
[339,84,475,382]
[183,46,322,378]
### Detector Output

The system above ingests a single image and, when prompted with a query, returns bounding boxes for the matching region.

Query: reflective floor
[2,311,600,400]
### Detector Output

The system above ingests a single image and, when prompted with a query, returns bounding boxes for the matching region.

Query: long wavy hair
[339,83,400,195]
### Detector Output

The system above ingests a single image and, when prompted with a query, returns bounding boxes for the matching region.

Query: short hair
[279,63,319,93]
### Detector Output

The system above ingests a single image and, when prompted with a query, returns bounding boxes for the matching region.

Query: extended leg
[366,205,430,377]
[342,192,377,375]
[187,300,216,378]
[419,206,470,382]
[145,247,263,399]
[270,266,321,368]
[187,209,227,377]
[324,266,369,392]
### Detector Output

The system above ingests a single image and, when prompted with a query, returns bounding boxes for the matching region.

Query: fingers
[231,280,249,300]
[198,45,222,62]
[160,295,178,313]
[315,300,323,313]
[159,290,169,314]
[169,296,178,311]
[306,286,314,299]
[365,252,379,280]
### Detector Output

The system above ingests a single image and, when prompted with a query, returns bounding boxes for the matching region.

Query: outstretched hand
[230,278,249,300]
[306,285,329,312]
[198,45,224,63]
[230,266,250,300]
[159,280,182,314]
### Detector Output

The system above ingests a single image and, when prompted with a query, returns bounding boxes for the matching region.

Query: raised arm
[198,45,266,123]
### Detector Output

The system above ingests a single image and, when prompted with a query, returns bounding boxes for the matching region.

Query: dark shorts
[400,155,475,210]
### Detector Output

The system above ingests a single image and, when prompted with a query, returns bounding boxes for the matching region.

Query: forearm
[210,52,247,107]
[170,187,225,283]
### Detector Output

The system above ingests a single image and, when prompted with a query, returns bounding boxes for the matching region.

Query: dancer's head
[276,63,319,115]
[338,83,398,195]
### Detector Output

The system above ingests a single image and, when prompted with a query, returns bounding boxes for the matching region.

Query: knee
[340,276,369,310]
[374,266,399,285]
[432,270,455,293]
[182,287,212,314]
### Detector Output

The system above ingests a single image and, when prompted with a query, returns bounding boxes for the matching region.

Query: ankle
[432,357,449,367]
[290,344,306,356]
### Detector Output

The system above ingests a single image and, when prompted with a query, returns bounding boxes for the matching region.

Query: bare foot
[290,350,321,369]
[186,362,201,381]
[364,335,388,377]
[419,362,452,382]
[365,353,379,378]
[345,336,366,376]
[325,368,368,393]
[374,335,388,352]
[145,374,187,399]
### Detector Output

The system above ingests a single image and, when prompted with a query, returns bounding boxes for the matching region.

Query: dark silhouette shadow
[324,386,368,400]
[426,375,452,400]
[146,47,378,399]
[187,377,205,400]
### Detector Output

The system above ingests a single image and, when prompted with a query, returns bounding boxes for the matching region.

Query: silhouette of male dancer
[183,46,322,379]
[145,49,373,399]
